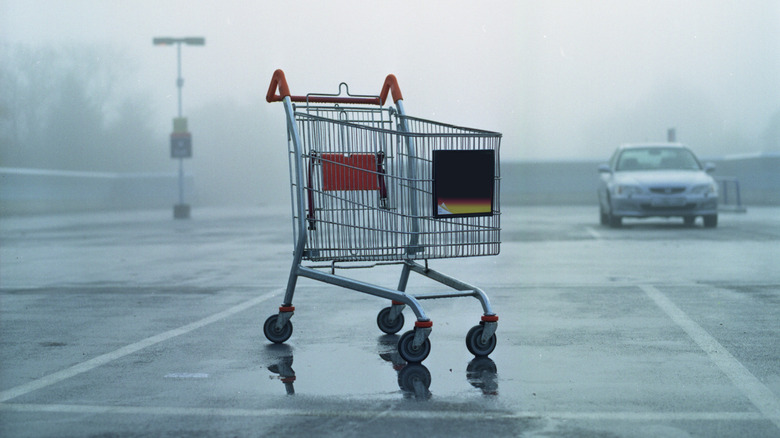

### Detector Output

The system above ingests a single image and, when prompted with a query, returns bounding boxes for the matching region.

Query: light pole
[153,36,205,219]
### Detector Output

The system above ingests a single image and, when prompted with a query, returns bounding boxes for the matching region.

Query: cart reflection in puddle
[265,337,498,400]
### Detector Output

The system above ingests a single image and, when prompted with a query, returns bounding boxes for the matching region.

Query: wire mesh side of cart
[287,104,501,262]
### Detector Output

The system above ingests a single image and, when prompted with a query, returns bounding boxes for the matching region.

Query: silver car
[598,143,718,228]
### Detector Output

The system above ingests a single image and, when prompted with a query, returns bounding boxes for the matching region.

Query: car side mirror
[598,164,612,173]
[704,162,716,173]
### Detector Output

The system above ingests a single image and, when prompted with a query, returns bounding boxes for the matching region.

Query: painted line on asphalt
[0,403,769,422]
[164,373,209,379]
[584,226,602,239]
[0,289,282,403]
[640,284,780,430]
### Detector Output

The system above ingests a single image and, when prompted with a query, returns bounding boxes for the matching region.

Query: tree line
[0,43,165,173]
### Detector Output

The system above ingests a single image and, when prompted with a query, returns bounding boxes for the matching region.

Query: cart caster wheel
[398,329,431,363]
[466,324,496,357]
[263,315,293,344]
[377,307,405,334]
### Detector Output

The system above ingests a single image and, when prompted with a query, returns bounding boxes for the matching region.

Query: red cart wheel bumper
[481,314,498,342]
[275,306,295,330]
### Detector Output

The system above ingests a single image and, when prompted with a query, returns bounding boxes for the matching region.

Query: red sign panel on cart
[321,153,379,191]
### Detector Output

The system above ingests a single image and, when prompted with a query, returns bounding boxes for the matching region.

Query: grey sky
[2,0,778,160]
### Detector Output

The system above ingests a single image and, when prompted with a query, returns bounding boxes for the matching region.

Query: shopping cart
[264,69,501,363]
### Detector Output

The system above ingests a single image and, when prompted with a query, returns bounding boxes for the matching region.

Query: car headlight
[614,185,642,196]
[691,183,717,195]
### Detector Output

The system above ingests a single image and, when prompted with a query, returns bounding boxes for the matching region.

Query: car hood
[613,170,714,187]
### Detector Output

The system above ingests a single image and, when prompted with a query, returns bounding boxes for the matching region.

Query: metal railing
[716,177,747,212]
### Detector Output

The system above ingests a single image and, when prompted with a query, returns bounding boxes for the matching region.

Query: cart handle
[266,69,403,105]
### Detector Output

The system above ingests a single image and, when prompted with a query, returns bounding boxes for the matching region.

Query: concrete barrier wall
[0,168,193,215]
[1,154,777,215]
[502,160,601,206]
[709,155,780,206]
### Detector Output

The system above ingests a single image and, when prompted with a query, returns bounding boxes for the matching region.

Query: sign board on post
[171,117,191,158]
[170,132,192,158]
[173,117,188,133]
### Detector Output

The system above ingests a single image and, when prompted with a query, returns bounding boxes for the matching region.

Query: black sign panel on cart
[432,149,495,218]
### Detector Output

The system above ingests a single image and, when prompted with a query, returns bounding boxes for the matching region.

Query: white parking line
[640,284,780,430]
[584,227,602,239]
[0,290,281,403]
[0,402,769,422]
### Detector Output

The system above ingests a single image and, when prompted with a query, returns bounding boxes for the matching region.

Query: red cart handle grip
[266,69,403,105]
[379,74,403,105]
[266,69,291,102]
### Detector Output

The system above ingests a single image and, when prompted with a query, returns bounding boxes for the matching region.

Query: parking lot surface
[1,206,778,437]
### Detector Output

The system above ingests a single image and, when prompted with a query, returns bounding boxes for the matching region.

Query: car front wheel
[703,214,718,228]
[607,203,622,228]
[603,197,621,228]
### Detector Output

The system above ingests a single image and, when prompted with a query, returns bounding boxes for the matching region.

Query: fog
[2,0,779,206]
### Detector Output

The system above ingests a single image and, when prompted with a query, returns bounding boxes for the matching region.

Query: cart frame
[264,69,500,362]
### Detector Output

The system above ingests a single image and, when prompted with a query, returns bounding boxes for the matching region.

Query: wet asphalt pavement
[1,205,779,437]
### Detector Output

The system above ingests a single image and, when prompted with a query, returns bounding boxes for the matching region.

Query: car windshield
[616,147,701,171]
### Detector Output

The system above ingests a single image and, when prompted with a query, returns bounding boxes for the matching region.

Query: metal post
[176,42,183,118]
[176,42,185,209]
[178,159,184,205]
[155,36,203,219]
